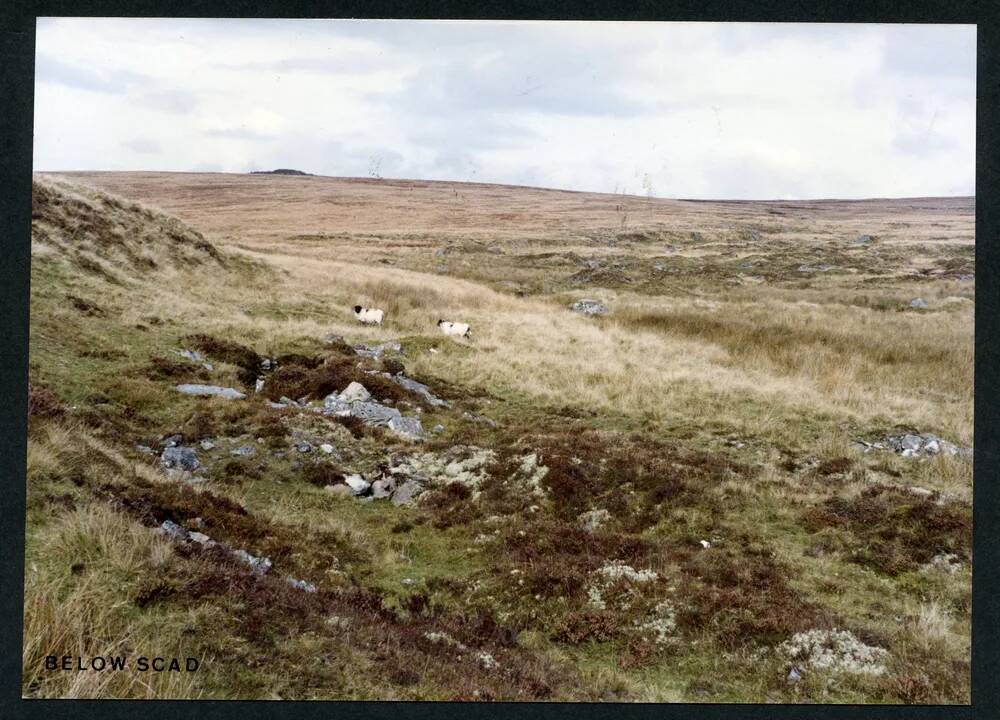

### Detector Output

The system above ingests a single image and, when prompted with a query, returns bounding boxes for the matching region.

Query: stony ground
[23,172,973,702]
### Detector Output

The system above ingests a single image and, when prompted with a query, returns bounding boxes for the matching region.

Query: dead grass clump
[800,486,971,574]
[815,457,855,476]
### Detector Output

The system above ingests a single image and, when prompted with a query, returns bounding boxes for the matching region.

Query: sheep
[353,305,384,325]
[438,319,471,338]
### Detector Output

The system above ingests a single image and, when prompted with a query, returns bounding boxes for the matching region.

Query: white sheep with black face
[437,319,471,338]
[353,305,384,325]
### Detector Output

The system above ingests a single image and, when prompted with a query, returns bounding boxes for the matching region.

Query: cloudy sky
[33,19,975,199]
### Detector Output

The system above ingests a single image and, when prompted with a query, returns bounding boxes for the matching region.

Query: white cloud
[33,18,975,199]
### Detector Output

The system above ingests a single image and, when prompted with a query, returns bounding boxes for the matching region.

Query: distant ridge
[250,168,313,176]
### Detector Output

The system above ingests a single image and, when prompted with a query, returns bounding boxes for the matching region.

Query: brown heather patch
[300,461,348,487]
[800,486,972,575]
[675,539,826,648]
[141,356,210,382]
[28,383,65,421]
[183,333,262,385]
[553,611,623,644]
[261,352,421,407]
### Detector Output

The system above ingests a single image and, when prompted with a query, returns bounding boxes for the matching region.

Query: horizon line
[33,169,977,204]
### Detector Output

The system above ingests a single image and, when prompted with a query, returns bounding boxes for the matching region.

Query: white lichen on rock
[778,629,889,676]
[637,601,677,645]
[595,560,658,584]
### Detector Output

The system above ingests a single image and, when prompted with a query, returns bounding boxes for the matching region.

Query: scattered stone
[462,411,498,428]
[319,443,335,454]
[354,342,403,359]
[579,508,611,533]
[231,445,255,457]
[855,234,874,245]
[175,384,246,400]
[286,577,317,593]
[279,396,301,407]
[570,299,610,316]
[199,439,215,450]
[159,520,188,540]
[340,381,371,403]
[927,553,963,573]
[260,358,273,371]
[787,667,803,684]
[161,446,200,472]
[749,230,762,242]
[255,378,265,393]
[295,441,313,454]
[323,333,346,346]
[882,432,969,458]
[232,549,273,576]
[162,434,184,448]
[431,424,445,434]
[188,531,214,547]
[699,540,712,549]
[390,374,450,407]
[401,578,416,586]
[958,274,974,281]
[909,298,929,309]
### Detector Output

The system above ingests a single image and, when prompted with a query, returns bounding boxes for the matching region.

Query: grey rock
[323,333,346,345]
[279,396,300,407]
[855,234,874,245]
[188,531,215,547]
[319,443,335,454]
[232,549,273,575]
[175,384,246,400]
[388,415,423,440]
[391,479,425,506]
[200,439,215,450]
[161,446,200,471]
[162,434,183,447]
[231,444,255,457]
[344,473,371,495]
[749,230,762,242]
[350,401,401,425]
[159,520,188,540]
[286,577,317,593]
[958,274,974,281]
[570,299,610,316]
[371,478,396,499]
[260,358,273,371]
[432,424,445,434]
[135,444,155,455]
[340,381,372,403]
[391,374,450,407]
[787,667,802,684]
[295,441,313,453]
[401,578,416,586]
[255,378,265,393]
[909,298,929,309]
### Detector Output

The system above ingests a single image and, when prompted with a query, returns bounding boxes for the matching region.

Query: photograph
[22,18,974,702]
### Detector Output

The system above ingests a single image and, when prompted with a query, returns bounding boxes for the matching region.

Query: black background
[1,2,996,719]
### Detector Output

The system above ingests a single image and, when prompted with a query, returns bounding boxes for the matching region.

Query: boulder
[340,381,371,403]
[343,473,371,495]
[570,299,610,316]
[161,446,200,472]
[175,384,246,400]
[388,415,423,440]
[391,479,425,506]
[371,478,396,499]
[231,445,255,457]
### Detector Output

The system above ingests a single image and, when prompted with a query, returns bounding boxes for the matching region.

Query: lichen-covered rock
[161,446,200,471]
[778,629,889,676]
[570,299,609,316]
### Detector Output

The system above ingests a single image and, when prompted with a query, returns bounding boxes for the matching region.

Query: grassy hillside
[24,173,973,702]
